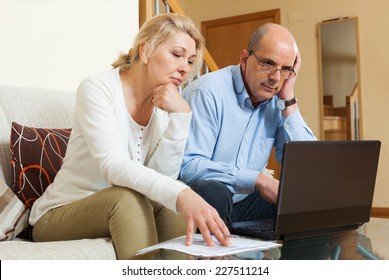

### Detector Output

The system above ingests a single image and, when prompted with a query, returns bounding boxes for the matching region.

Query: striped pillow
[0,177,29,241]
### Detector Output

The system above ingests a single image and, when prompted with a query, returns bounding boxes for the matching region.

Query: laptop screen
[275,140,381,238]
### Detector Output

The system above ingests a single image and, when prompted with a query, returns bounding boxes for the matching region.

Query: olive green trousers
[32,186,186,259]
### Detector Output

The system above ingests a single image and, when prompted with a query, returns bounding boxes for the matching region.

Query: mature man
[179,23,316,225]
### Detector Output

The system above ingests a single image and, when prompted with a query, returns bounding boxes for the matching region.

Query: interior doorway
[317,17,362,141]
[201,9,281,178]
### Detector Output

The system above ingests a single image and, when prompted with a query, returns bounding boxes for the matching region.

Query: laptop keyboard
[242,221,274,232]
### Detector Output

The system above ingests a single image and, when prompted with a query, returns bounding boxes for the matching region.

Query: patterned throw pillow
[10,122,71,209]
[0,177,29,241]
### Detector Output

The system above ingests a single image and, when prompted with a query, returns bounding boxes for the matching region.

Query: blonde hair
[112,13,204,81]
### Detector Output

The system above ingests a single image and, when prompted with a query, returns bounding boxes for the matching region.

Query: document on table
[137,234,281,257]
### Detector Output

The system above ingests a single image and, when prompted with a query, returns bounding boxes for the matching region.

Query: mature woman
[29,13,231,260]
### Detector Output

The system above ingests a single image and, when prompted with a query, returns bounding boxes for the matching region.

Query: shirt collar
[232,64,272,109]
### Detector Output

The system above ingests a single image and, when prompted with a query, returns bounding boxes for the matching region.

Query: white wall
[0,0,139,92]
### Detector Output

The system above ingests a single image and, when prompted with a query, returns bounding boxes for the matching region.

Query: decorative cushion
[0,177,29,241]
[10,122,71,209]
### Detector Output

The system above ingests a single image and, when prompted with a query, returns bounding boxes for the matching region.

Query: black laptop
[228,140,381,240]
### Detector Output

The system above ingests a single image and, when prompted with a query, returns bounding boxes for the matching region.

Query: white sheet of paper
[137,234,281,257]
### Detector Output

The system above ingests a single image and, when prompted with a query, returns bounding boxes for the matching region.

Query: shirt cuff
[284,110,316,140]
[235,168,258,194]
[165,112,193,140]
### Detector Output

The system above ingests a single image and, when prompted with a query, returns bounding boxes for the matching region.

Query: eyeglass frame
[248,50,296,80]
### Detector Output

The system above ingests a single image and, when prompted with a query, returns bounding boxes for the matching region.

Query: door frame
[201,9,280,38]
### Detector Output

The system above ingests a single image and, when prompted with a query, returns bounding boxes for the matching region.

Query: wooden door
[201,9,281,178]
[201,9,280,68]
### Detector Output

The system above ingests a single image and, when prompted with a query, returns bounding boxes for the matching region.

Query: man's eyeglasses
[248,50,296,80]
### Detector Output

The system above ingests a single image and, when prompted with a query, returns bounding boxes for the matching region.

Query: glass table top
[153,217,389,260]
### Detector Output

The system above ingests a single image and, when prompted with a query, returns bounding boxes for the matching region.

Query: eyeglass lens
[249,50,295,79]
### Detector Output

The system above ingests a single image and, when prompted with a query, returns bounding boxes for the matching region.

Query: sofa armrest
[0,238,116,259]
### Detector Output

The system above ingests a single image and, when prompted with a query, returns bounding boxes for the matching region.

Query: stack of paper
[137,234,281,257]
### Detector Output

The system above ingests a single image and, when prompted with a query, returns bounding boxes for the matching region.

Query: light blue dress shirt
[180,65,316,203]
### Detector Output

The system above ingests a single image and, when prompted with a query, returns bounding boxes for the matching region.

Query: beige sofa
[0,85,116,259]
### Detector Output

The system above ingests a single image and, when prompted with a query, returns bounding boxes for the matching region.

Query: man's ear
[240,49,250,72]
[139,43,149,64]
